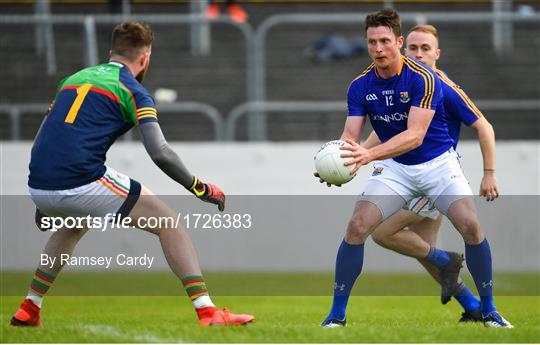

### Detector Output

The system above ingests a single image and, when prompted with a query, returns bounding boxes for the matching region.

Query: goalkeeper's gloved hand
[189,177,225,211]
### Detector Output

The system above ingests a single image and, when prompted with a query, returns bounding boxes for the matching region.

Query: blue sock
[327,240,364,321]
[425,247,451,269]
[453,282,481,312]
[465,238,496,316]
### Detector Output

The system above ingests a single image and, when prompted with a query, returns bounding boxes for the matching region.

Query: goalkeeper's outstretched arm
[138,121,195,189]
[137,122,225,211]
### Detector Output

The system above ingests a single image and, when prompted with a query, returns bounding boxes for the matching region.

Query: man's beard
[136,65,149,83]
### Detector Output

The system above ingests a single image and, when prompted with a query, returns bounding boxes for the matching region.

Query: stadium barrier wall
[1,141,538,271]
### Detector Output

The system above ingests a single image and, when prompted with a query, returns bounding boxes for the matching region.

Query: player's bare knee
[346,216,373,243]
[458,215,480,232]
[456,216,483,244]
[461,228,484,245]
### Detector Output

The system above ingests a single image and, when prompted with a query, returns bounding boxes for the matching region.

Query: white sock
[26,292,43,308]
[193,295,215,309]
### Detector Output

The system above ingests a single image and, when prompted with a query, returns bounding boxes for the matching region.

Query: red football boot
[10,299,41,327]
[197,306,254,326]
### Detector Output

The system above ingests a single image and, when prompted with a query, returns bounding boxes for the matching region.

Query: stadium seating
[0,1,538,140]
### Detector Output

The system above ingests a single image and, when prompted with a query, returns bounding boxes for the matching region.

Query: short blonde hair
[407,24,438,39]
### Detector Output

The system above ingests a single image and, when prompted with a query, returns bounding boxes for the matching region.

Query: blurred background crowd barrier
[1,0,539,141]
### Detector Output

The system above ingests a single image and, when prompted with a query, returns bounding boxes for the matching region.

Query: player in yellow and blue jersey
[318,9,512,328]
[11,21,254,328]
[361,24,499,323]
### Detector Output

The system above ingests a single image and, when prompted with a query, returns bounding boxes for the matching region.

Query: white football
[314,140,356,186]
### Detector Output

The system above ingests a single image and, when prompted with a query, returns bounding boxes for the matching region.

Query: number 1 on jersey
[65,83,92,124]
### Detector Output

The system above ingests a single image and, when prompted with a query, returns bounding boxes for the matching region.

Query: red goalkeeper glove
[189,177,225,211]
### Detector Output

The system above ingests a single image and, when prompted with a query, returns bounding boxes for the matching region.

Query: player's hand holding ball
[189,177,226,211]
[313,171,342,187]
[340,138,374,174]
[314,140,357,187]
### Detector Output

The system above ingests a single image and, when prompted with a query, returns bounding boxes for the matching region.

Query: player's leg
[322,179,406,327]
[11,223,88,326]
[427,149,511,327]
[435,189,512,327]
[371,211,464,284]
[408,215,482,321]
[26,225,89,307]
[406,215,447,283]
[127,185,254,326]
[398,213,482,322]
[371,209,431,258]
[128,186,203,278]
[372,210,461,275]
[11,181,110,327]
[371,208,472,305]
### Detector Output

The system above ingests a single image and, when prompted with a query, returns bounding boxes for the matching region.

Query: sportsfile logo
[365,93,378,101]
[40,213,252,232]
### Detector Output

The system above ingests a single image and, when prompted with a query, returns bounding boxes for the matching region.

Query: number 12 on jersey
[65,83,92,124]
[385,95,394,107]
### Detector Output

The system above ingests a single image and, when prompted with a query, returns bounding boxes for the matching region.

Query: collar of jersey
[108,61,125,68]
[374,55,404,79]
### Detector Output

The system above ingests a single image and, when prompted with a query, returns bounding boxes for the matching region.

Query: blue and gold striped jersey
[29,61,157,190]
[347,55,453,165]
[435,69,483,149]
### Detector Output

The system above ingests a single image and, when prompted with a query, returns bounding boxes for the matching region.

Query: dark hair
[365,8,402,38]
[110,21,153,61]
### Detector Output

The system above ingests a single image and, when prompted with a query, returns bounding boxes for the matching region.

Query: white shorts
[29,166,141,220]
[360,148,473,219]
[404,196,440,220]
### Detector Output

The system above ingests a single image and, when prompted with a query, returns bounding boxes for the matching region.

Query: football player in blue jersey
[360,24,499,323]
[11,21,254,327]
[318,9,512,328]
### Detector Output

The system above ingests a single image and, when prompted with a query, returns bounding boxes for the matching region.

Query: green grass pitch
[1,272,539,343]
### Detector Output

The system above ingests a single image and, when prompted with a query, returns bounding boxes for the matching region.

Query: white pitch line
[78,324,183,343]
